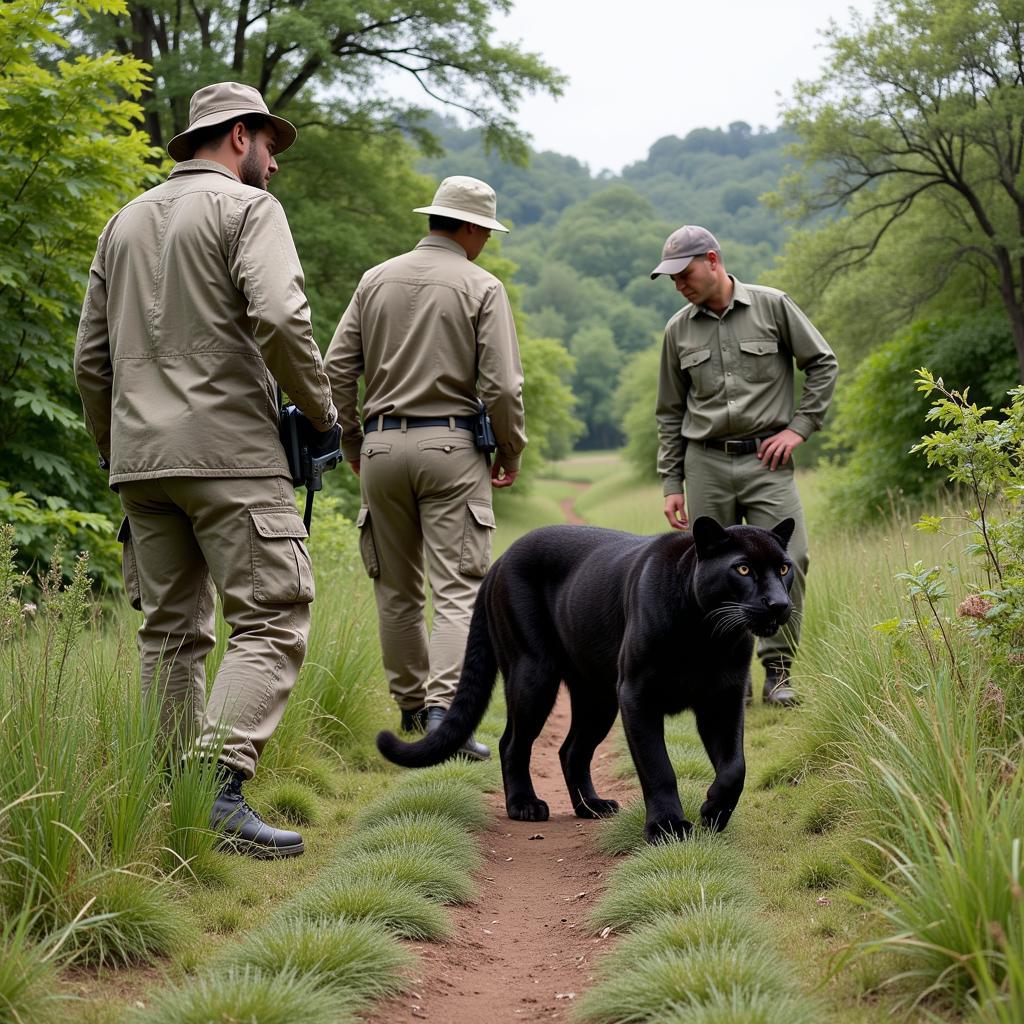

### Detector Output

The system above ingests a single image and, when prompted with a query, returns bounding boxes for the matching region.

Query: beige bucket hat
[167,82,297,162]
[414,175,509,232]
[650,225,721,278]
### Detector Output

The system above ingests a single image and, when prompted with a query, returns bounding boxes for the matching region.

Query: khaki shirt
[75,160,337,485]
[656,278,838,495]
[324,236,527,469]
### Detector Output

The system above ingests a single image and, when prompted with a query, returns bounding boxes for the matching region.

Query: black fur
[377,516,795,843]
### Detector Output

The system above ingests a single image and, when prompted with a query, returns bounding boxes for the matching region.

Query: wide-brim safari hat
[414,175,509,232]
[650,225,721,278]
[167,82,297,162]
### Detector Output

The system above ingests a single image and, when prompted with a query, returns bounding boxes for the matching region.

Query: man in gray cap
[652,226,837,706]
[76,82,339,858]
[325,176,527,757]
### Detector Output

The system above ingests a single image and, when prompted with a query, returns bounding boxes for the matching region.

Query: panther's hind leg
[560,679,620,819]
[499,658,560,822]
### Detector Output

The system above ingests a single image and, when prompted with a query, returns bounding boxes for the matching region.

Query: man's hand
[757,428,805,471]
[491,461,518,488]
[664,493,688,530]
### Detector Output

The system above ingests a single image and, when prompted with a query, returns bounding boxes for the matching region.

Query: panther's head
[691,516,795,638]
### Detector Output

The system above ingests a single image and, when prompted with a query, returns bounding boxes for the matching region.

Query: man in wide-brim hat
[75,82,338,860]
[325,176,527,756]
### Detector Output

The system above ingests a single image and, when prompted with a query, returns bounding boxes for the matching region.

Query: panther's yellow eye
[736,565,750,576]
[780,565,790,576]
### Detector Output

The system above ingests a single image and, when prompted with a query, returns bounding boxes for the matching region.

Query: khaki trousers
[118,476,313,779]
[683,443,809,665]
[355,424,494,710]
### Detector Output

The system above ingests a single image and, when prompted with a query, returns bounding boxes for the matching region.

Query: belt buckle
[724,439,746,455]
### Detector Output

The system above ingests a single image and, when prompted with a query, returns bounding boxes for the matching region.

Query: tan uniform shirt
[324,235,527,469]
[75,160,337,485]
[656,278,838,495]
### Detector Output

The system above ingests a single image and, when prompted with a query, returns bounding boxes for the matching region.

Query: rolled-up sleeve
[229,194,337,431]
[476,282,527,471]
[74,228,114,461]
[779,294,838,439]
[656,331,688,495]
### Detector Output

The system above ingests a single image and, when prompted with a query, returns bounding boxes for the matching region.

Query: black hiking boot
[210,766,304,859]
[426,706,491,761]
[400,705,429,732]
[762,659,799,707]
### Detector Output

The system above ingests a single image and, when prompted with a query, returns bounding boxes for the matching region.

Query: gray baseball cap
[414,175,509,233]
[650,225,721,279]
[167,82,297,162]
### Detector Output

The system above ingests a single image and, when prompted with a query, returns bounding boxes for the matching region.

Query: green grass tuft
[287,878,451,940]
[343,812,482,872]
[406,757,502,793]
[593,905,761,974]
[356,778,489,831]
[573,945,796,1023]
[138,966,351,1024]
[652,985,823,1024]
[0,919,60,1024]
[338,847,478,904]
[605,833,745,888]
[590,859,751,933]
[66,872,190,966]
[259,781,321,826]
[793,849,847,890]
[224,916,414,1005]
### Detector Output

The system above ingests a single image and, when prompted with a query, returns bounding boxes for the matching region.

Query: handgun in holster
[279,403,342,532]
[474,400,498,464]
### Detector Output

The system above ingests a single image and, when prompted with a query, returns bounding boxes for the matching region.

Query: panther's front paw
[644,815,692,844]
[700,800,734,832]
[507,797,549,822]
[574,797,620,819]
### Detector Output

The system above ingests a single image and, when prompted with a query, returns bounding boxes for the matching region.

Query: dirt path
[364,690,635,1023]
[558,480,590,526]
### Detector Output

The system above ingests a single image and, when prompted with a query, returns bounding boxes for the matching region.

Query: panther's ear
[771,518,796,549]
[692,516,731,559]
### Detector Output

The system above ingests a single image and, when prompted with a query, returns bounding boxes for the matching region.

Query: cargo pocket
[355,506,380,579]
[738,339,780,383]
[116,516,142,611]
[249,507,314,604]
[459,500,495,577]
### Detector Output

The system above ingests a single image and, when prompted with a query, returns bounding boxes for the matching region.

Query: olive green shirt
[656,278,838,496]
[324,235,527,469]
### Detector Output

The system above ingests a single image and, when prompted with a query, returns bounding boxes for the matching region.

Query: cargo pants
[118,475,313,779]
[355,423,495,711]
[683,443,809,666]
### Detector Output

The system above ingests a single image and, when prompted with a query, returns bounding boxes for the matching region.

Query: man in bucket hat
[652,226,838,707]
[325,176,527,757]
[75,82,338,858]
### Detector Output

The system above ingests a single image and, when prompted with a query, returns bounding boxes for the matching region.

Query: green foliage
[774,0,1024,377]
[0,0,156,583]
[569,325,625,450]
[224,917,414,1007]
[355,778,489,832]
[139,967,349,1024]
[823,311,1019,521]
[616,342,662,480]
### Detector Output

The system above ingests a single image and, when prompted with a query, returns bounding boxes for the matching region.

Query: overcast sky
[384,0,877,173]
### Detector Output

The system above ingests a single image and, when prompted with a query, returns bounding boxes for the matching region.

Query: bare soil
[558,481,590,526]
[363,689,635,1022]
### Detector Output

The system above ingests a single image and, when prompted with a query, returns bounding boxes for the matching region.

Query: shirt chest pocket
[737,339,780,383]
[679,347,714,397]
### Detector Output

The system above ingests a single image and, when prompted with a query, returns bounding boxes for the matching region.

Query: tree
[0,0,155,580]
[77,0,565,161]
[778,0,1024,378]
[569,325,624,450]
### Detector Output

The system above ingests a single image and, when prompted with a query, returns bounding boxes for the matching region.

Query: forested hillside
[422,116,795,448]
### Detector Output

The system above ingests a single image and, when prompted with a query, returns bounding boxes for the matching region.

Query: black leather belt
[702,437,770,455]
[364,415,475,432]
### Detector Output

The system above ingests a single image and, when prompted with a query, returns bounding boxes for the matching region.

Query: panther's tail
[376,574,500,768]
